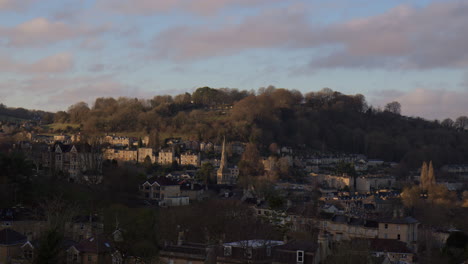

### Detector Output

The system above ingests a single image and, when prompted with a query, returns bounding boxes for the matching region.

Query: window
[397,234,401,240]
[384,224,388,229]
[384,233,388,239]
[224,246,232,256]
[24,250,33,259]
[266,246,272,257]
[169,260,174,264]
[88,255,92,262]
[297,250,304,263]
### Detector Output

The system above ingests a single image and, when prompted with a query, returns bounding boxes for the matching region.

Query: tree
[35,198,78,264]
[455,116,468,130]
[441,118,454,128]
[197,162,214,185]
[420,161,428,191]
[238,143,264,187]
[401,185,421,209]
[384,101,401,115]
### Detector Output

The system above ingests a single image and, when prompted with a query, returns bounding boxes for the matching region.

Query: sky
[0,0,467,120]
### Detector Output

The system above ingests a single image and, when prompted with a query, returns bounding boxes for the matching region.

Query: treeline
[53,86,468,168]
[0,103,53,123]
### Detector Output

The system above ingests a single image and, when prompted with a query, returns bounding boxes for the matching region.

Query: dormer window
[297,250,304,263]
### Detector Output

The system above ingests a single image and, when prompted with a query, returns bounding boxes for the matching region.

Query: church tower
[217,137,232,184]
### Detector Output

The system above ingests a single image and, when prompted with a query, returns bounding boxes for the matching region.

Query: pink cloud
[97,0,280,16]
[0,0,35,11]
[0,17,111,47]
[0,52,74,73]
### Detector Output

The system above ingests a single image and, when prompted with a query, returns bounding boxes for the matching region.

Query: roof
[378,216,419,224]
[370,239,412,253]
[74,236,113,254]
[144,176,179,186]
[275,240,318,252]
[223,240,284,249]
[0,229,27,245]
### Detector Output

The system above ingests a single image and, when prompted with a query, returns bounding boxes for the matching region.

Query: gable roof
[0,229,27,246]
[74,236,113,254]
[144,176,179,186]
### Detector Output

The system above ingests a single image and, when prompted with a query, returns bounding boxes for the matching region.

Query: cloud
[97,0,280,16]
[0,17,111,47]
[153,6,315,60]
[0,74,152,111]
[0,0,35,11]
[370,88,468,120]
[150,1,468,70]
[0,52,74,73]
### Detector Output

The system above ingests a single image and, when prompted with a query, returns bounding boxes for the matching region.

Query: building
[137,147,156,163]
[51,143,103,182]
[0,229,27,263]
[378,214,419,248]
[159,148,176,165]
[218,240,284,264]
[273,236,330,264]
[103,148,138,163]
[140,177,189,207]
[102,135,133,147]
[370,239,415,264]
[319,215,379,241]
[356,175,395,193]
[180,151,201,167]
[217,139,237,185]
[66,236,121,264]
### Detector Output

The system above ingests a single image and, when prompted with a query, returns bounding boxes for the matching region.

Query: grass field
[43,123,81,131]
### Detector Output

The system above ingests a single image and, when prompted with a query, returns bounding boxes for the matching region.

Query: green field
[42,123,81,131]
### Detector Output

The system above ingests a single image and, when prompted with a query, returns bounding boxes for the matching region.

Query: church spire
[220,136,227,169]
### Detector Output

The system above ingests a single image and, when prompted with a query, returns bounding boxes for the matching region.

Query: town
[0,88,467,264]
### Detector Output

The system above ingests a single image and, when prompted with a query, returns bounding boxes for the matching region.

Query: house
[102,135,133,147]
[273,236,330,264]
[370,239,414,264]
[355,175,395,193]
[103,148,138,163]
[140,177,189,207]
[66,236,121,264]
[159,242,209,264]
[137,147,156,164]
[0,208,46,243]
[66,215,104,242]
[218,240,284,264]
[377,213,419,249]
[180,151,201,167]
[180,182,206,202]
[319,215,379,241]
[159,148,177,165]
[12,238,77,264]
[0,228,27,263]
[51,143,103,182]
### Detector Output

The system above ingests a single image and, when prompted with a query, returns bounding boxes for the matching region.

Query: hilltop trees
[50,86,468,169]
[384,101,402,115]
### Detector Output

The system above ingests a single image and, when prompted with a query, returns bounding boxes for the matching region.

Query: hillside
[46,87,468,169]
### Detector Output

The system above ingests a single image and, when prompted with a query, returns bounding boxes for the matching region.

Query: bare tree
[384,101,401,115]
